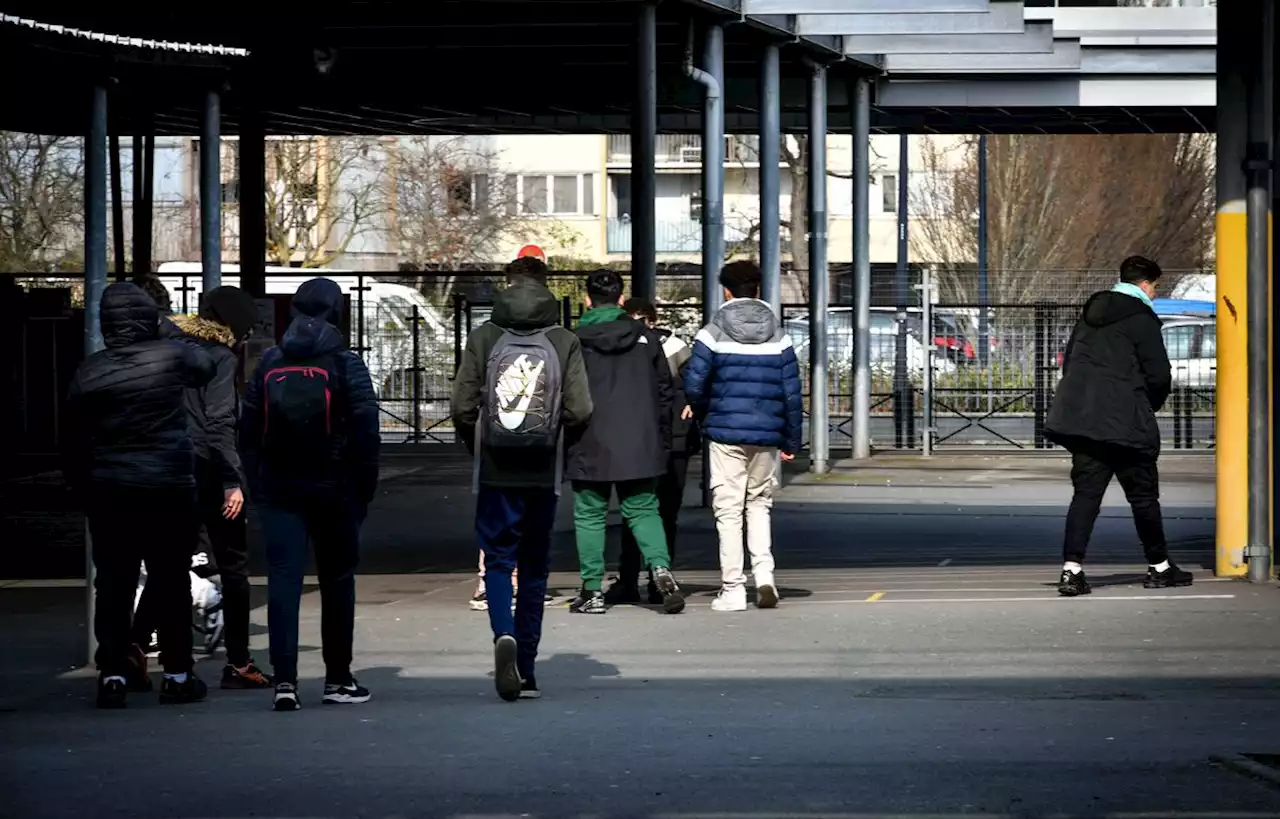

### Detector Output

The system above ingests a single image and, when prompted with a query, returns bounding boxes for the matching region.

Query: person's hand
[222,487,245,520]
[779,452,796,462]
[681,405,694,421]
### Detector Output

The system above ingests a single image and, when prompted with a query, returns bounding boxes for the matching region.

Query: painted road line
[937,558,953,566]
[864,592,885,602]
[781,593,1237,606]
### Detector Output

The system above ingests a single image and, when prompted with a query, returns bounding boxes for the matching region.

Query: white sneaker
[710,590,748,612]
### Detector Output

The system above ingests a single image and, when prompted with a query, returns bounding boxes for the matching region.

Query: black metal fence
[7,269,1217,457]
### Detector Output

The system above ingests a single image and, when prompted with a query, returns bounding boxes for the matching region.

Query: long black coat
[63,283,215,491]
[1045,290,1172,457]
[565,310,673,483]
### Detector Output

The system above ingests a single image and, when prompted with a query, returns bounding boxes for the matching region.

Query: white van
[154,263,451,403]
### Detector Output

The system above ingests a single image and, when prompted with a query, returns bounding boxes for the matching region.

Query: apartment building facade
[130,133,971,272]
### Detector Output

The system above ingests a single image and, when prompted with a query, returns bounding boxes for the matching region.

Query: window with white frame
[501,173,597,217]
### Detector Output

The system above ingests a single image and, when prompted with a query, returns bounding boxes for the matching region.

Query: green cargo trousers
[572,479,671,591]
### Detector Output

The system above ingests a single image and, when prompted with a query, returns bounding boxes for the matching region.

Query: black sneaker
[1144,563,1194,589]
[274,682,300,712]
[159,673,208,705]
[652,567,686,614]
[519,675,541,700]
[569,589,607,614]
[603,581,641,605]
[494,634,522,702]
[1058,569,1092,597]
[646,579,663,605]
[322,678,371,705]
[757,584,780,610]
[96,676,127,709]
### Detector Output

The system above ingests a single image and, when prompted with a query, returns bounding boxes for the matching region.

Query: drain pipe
[685,19,724,326]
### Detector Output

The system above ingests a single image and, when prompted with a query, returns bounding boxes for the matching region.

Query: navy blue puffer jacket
[683,298,803,454]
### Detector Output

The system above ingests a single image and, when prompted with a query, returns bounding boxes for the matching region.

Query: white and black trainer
[273,682,300,712]
[494,634,522,702]
[322,679,372,705]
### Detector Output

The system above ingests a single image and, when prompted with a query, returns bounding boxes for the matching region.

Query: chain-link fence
[6,267,1217,456]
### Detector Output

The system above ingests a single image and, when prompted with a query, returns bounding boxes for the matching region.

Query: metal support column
[893,134,912,449]
[239,109,267,297]
[1218,0,1251,576]
[851,76,872,459]
[137,133,154,276]
[977,134,990,367]
[759,43,782,316]
[1245,5,1273,583]
[109,134,126,280]
[200,89,222,296]
[806,61,829,473]
[85,85,109,664]
[632,2,657,301]
[920,267,934,458]
[686,21,724,325]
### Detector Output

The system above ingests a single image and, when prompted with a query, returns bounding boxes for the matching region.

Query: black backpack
[260,355,341,469]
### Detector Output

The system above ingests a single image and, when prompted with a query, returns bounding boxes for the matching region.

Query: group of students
[451,256,803,701]
[66,275,380,711]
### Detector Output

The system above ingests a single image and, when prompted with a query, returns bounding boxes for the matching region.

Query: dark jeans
[1063,444,1168,565]
[620,454,689,584]
[134,461,251,666]
[476,486,557,680]
[260,497,364,685]
[89,485,197,677]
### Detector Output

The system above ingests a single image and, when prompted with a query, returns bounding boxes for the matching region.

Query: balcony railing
[607,218,702,253]
[606,218,759,254]
[607,135,762,166]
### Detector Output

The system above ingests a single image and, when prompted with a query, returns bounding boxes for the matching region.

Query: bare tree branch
[264,136,386,268]
[0,132,84,272]
[910,134,1214,305]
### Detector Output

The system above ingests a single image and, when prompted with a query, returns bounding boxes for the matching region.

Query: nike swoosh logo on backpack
[496,355,546,430]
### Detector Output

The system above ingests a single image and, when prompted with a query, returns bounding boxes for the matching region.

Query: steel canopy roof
[0,1,1214,136]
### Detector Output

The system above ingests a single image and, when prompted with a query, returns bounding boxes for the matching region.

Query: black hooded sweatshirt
[240,279,381,506]
[1045,289,1172,457]
[62,282,215,491]
[564,306,673,484]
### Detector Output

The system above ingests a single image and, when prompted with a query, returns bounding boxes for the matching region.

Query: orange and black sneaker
[221,661,274,690]
[126,643,153,693]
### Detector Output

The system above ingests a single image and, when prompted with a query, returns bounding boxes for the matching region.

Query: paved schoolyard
[5,451,1280,818]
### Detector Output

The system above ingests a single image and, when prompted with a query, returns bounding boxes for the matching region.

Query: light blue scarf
[1111,281,1153,309]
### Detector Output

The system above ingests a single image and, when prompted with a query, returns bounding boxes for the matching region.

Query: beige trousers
[708,441,777,591]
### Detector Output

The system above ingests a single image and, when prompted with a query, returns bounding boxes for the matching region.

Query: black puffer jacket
[63,283,216,490]
[162,314,245,489]
[1046,289,1172,457]
[565,306,673,483]
[240,279,381,505]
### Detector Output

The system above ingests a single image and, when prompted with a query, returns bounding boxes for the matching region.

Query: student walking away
[62,282,216,708]
[608,296,699,605]
[1045,255,1191,597]
[683,261,803,613]
[451,256,592,701]
[566,270,684,615]
[133,286,271,688]
[240,278,381,711]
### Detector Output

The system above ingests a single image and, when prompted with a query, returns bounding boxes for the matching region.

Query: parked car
[1160,316,1215,389]
[786,307,957,377]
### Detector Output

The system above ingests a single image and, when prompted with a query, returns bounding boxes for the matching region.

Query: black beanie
[200,286,257,343]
